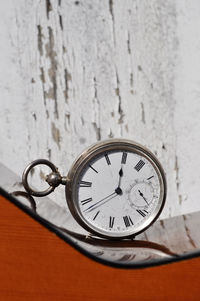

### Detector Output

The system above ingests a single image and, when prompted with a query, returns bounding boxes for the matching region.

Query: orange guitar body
[0,194,200,301]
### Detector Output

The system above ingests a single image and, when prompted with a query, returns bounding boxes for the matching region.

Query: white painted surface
[0,0,200,219]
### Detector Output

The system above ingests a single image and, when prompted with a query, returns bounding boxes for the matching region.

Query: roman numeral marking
[123,216,134,227]
[136,209,148,217]
[134,160,145,172]
[93,210,100,220]
[105,154,111,165]
[81,198,92,205]
[147,175,154,180]
[109,216,115,228]
[89,165,98,173]
[79,181,92,187]
[121,152,127,164]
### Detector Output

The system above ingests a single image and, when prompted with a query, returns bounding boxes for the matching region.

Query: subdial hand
[138,189,149,205]
[84,192,117,213]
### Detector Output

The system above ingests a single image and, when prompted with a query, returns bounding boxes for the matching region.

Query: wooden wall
[0,0,200,219]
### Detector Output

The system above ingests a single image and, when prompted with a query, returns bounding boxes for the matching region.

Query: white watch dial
[74,149,163,238]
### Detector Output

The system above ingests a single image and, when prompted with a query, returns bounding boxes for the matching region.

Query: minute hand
[84,192,117,212]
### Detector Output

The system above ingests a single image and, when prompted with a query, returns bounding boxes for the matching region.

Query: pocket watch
[21,139,167,239]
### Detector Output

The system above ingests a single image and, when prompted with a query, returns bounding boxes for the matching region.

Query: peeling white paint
[0,0,200,219]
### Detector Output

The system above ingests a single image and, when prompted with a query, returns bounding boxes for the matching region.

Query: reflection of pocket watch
[21,139,167,239]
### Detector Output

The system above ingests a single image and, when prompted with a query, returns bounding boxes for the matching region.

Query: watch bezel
[65,139,167,239]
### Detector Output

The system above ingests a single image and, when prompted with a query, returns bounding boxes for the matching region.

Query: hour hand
[119,168,123,177]
[117,167,123,189]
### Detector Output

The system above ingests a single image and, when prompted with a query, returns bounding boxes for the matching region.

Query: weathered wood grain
[0,0,200,219]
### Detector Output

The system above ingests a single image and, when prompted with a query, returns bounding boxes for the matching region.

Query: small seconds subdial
[128,180,154,210]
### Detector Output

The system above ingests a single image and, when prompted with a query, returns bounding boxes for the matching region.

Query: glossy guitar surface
[1,188,200,300]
